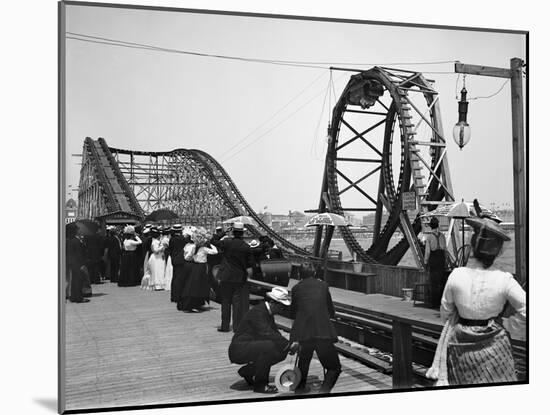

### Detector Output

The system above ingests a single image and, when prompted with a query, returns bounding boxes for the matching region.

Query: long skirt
[142,252,150,279]
[447,322,517,385]
[181,262,210,310]
[164,257,173,291]
[172,261,193,303]
[119,251,140,287]
[148,253,167,290]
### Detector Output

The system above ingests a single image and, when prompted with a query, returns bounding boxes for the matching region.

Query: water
[287,231,516,274]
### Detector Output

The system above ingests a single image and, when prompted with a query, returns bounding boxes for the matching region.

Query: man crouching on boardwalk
[228,287,291,394]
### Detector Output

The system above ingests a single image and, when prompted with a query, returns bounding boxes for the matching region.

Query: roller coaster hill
[77,66,464,297]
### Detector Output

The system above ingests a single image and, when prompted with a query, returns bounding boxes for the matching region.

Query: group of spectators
[64,219,283,314]
[67,213,527,393]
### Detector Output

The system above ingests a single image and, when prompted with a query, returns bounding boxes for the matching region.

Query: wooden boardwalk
[63,282,394,412]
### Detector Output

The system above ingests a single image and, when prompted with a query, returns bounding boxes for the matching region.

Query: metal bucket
[274,356,301,392]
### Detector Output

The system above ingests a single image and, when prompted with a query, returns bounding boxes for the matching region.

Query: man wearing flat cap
[228,287,290,394]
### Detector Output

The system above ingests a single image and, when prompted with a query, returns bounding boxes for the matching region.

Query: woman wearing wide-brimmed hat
[426,217,525,386]
[118,225,142,287]
[180,227,218,312]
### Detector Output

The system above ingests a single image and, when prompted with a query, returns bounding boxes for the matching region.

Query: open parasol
[223,215,255,226]
[305,212,350,228]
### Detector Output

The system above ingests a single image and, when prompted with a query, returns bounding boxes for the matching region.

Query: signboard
[402,192,417,211]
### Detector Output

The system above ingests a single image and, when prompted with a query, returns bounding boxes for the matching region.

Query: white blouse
[440,266,526,331]
[123,235,142,251]
[193,245,218,264]
[150,238,167,257]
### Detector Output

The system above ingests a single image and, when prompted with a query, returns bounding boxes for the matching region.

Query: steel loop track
[325,67,447,265]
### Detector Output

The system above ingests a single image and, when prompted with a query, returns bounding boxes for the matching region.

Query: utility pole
[455,58,526,285]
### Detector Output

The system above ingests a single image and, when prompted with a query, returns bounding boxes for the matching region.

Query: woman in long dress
[118,225,142,287]
[175,231,195,310]
[161,227,173,292]
[427,217,526,386]
[181,227,218,312]
[147,228,167,290]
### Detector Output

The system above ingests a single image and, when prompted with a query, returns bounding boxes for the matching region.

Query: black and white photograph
[6,0,547,414]
[57,0,531,413]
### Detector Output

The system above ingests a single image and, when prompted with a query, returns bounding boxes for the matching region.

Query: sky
[64,3,525,215]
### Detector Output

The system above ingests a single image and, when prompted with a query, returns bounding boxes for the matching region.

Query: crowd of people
[66,213,526,393]
[64,220,282,314]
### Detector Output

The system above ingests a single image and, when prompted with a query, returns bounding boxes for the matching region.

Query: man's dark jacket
[229,302,288,361]
[289,277,338,342]
[67,237,87,273]
[168,234,188,265]
[105,234,121,260]
[211,237,253,283]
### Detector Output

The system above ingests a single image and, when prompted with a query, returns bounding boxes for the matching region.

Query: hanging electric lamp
[452,80,471,150]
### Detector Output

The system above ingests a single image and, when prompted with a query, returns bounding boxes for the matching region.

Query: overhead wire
[220,83,336,164]
[66,34,325,70]
[310,75,332,161]
[66,32,460,69]
[455,73,510,101]
[467,78,510,100]
[218,70,327,160]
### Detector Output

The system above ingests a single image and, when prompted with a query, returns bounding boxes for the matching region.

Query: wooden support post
[455,58,526,284]
[392,320,413,389]
[510,58,526,286]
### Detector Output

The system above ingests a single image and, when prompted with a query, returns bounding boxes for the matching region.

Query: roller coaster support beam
[455,58,526,285]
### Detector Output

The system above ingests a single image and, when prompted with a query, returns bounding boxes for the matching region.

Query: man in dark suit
[168,224,187,303]
[289,263,341,394]
[104,226,121,283]
[228,287,290,393]
[85,228,106,284]
[211,222,254,332]
[66,223,90,303]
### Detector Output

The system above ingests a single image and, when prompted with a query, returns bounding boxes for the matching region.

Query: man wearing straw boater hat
[212,221,256,332]
[228,286,291,394]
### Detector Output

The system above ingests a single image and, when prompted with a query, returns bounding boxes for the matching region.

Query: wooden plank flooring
[64,282,393,411]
